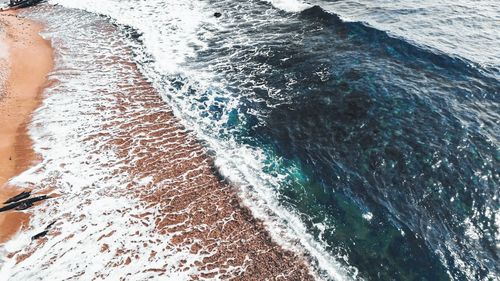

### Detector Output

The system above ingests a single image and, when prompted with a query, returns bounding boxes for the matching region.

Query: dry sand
[0,10,53,244]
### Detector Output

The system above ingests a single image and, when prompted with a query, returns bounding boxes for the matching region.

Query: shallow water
[3,0,499,280]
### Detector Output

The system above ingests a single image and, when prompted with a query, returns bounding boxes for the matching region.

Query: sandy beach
[0,10,53,244]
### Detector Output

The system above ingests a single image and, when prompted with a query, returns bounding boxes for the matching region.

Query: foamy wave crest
[47,0,208,74]
[263,0,311,12]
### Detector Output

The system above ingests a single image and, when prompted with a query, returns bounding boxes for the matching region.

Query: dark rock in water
[214,12,222,18]
[122,25,143,42]
[4,191,31,205]
[0,195,50,213]
[129,31,141,40]
[32,230,48,240]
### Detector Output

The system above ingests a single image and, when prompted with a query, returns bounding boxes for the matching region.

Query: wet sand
[0,7,314,280]
[0,11,53,244]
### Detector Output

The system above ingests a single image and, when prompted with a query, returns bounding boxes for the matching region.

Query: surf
[6,0,498,280]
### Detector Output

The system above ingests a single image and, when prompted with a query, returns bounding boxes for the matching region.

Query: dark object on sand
[214,12,222,18]
[15,201,33,210]
[9,0,43,9]
[32,230,48,240]
[0,195,49,213]
[31,221,56,241]
[3,191,31,205]
[45,221,56,230]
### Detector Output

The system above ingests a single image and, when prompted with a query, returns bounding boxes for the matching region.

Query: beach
[0,6,314,280]
[0,10,53,244]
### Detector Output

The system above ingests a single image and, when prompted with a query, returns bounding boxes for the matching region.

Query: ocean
[2,0,499,280]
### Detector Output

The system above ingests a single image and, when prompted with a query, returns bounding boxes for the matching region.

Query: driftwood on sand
[31,230,48,240]
[0,195,50,213]
[4,191,31,205]
[32,221,57,240]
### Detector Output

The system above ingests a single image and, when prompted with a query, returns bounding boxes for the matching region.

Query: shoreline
[0,11,53,244]
[1,6,314,279]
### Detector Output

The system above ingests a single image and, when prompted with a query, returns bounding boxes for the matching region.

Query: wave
[302,5,498,79]
[265,1,499,80]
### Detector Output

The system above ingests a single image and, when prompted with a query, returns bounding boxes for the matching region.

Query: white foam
[263,0,311,12]
[47,0,207,74]
[362,212,373,222]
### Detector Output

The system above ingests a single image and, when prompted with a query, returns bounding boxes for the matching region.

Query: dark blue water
[257,7,499,279]
[170,2,499,280]
[77,0,499,279]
